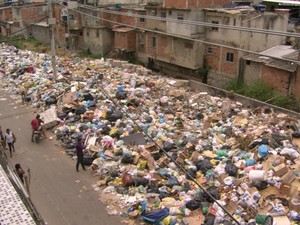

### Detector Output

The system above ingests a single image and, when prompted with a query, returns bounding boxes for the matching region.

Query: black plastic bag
[145,117,153,123]
[152,152,161,160]
[116,91,127,100]
[107,111,123,122]
[292,132,300,138]
[121,154,134,164]
[163,141,174,151]
[45,96,57,106]
[196,159,213,173]
[195,112,204,120]
[100,125,111,135]
[133,177,149,187]
[203,187,220,202]
[194,190,205,202]
[203,217,215,225]
[185,200,201,211]
[252,180,268,190]
[225,163,238,176]
[83,155,93,165]
[147,181,159,193]
[83,93,94,101]
[165,176,179,188]
[186,168,197,180]
[75,105,86,115]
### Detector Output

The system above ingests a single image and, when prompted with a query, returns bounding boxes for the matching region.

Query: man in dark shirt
[76,138,86,172]
[15,164,25,184]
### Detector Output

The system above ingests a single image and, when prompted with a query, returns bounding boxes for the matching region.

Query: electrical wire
[54,1,300,65]
[75,2,300,38]
[98,85,241,225]
[9,16,49,36]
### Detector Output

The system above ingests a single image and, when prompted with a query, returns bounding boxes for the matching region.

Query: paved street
[0,90,122,225]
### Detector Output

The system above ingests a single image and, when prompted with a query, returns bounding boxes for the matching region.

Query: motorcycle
[33,130,42,143]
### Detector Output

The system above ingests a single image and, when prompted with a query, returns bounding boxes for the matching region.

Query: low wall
[189,80,300,118]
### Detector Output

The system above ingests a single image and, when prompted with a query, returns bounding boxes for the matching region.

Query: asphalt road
[0,90,122,225]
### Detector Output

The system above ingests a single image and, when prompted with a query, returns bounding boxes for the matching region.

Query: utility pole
[48,0,57,81]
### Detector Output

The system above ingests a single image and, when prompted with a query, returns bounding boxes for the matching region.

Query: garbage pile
[1,43,300,225]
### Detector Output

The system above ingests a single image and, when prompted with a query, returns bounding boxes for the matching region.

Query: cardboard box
[281,170,296,184]
[279,185,291,196]
[274,163,288,177]
[144,143,157,152]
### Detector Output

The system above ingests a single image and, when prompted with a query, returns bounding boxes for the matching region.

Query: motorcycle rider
[31,114,46,142]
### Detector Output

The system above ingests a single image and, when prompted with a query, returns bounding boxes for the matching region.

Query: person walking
[4,128,16,157]
[76,137,86,172]
[0,126,6,150]
[15,164,26,184]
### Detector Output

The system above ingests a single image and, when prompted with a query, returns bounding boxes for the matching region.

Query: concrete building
[204,7,290,87]
[243,45,298,96]
[0,6,13,35]
[31,21,50,44]
[10,3,47,38]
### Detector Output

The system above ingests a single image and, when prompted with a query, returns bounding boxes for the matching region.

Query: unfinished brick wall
[164,0,232,9]
[114,30,136,51]
[20,5,47,22]
[0,8,13,21]
[261,65,290,96]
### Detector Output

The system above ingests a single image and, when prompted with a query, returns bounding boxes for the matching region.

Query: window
[177,13,184,20]
[168,10,172,16]
[86,30,89,36]
[211,21,219,31]
[233,18,236,26]
[150,10,156,16]
[69,14,74,20]
[226,52,234,62]
[184,42,193,49]
[207,47,213,54]
[152,37,157,48]
[140,17,145,22]
[246,60,251,65]
[161,12,166,18]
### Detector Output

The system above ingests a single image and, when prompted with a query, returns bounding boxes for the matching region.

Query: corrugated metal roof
[263,0,300,6]
[243,45,298,72]
[113,27,135,32]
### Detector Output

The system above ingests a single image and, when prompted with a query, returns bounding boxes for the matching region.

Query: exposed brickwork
[156,35,171,61]
[114,30,136,51]
[0,8,13,21]
[205,45,221,71]
[20,5,47,22]
[261,65,290,96]
[220,48,239,76]
[165,0,231,9]
[146,33,157,57]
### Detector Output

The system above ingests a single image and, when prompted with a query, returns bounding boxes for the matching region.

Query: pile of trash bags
[1,43,300,225]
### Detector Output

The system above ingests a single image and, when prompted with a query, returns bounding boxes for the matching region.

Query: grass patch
[0,35,49,52]
[77,49,103,59]
[225,78,300,112]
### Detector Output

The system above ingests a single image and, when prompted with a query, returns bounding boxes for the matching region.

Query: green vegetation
[225,79,300,112]
[77,49,103,59]
[0,35,49,52]
[198,59,211,83]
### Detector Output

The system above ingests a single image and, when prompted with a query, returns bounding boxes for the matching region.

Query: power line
[55,1,300,65]
[9,16,49,36]
[99,86,242,225]
[77,2,300,38]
